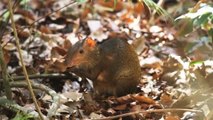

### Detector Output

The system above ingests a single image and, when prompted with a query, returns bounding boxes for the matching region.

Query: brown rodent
[65,36,141,96]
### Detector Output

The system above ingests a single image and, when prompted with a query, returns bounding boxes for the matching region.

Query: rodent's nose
[67,61,75,68]
[67,65,76,71]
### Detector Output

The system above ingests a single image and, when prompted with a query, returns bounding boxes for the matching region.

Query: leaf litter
[0,0,212,119]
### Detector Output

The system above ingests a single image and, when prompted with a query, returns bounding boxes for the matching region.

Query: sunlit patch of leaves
[0,0,212,119]
[12,112,33,120]
[176,3,213,35]
[160,54,213,119]
[141,0,173,21]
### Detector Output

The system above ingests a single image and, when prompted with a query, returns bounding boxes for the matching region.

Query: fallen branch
[0,97,39,119]
[10,81,60,117]
[0,22,12,99]
[92,108,203,120]
[8,0,44,119]
[0,0,16,100]
[27,0,77,28]
[9,73,71,81]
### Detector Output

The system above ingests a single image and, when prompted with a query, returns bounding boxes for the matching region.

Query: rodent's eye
[79,49,84,54]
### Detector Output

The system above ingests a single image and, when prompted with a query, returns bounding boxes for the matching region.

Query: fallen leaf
[87,20,103,32]
[132,94,155,104]
[165,115,180,120]
[97,0,123,11]
[51,46,67,57]
[113,104,127,111]
[46,60,67,72]
[134,2,145,15]
[116,95,133,104]
[160,93,173,107]
[39,25,53,34]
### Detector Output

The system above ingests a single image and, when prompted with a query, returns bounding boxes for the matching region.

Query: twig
[1,80,61,119]
[26,0,77,29]
[0,97,39,119]
[4,0,78,47]
[211,32,213,56]
[0,0,21,19]
[149,0,165,24]
[0,37,12,100]
[0,0,18,100]
[9,73,71,81]
[7,0,44,119]
[92,108,203,120]
[10,81,60,117]
[190,0,207,12]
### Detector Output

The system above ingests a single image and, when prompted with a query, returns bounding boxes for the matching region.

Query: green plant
[175,3,213,36]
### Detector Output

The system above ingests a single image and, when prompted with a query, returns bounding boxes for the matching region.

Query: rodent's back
[96,38,141,96]
[65,37,141,96]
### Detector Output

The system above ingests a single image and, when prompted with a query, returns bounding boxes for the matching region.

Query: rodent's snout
[67,63,82,72]
[67,65,76,71]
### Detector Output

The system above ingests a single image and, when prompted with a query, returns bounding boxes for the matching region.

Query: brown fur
[65,37,141,96]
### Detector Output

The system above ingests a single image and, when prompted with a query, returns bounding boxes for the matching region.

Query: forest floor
[0,0,213,120]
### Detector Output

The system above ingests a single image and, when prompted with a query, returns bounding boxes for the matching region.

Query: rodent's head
[65,37,101,75]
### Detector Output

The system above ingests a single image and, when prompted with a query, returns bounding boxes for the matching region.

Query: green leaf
[113,0,117,10]
[176,18,193,36]
[184,36,210,54]
[210,14,213,23]
[103,0,117,11]
[76,0,87,3]
[142,0,173,21]
[209,28,213,36]
[208,28,213,41]
[175,4,213,35]
[195,12,211,26]
[2,11,10,21]
[175,4,213,21]
[20,0,30,5]
[190,61,204,66]
[12,112,33,120]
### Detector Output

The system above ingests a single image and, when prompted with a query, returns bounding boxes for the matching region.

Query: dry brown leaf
[63,39,72,51]
[97,0,123,11]
[17,27,30,39]
[113,104,127,111]
[132,95,155,104]
[15,9,36,21]
[131,36,146,55]
[39,25,53,34]
[3,49,10,64]
[130,105,142,112]
[134,2,145,15]
[160,93,173,107]
[116,95,133,104]
[51,46,67,57]
[106,108,116,115]
[165,115,180,120]
[81,7,91,19]
[120,12,134,23]
[46,60,67,72]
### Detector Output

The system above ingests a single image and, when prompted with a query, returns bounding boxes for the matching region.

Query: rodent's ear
[85,37,96,47]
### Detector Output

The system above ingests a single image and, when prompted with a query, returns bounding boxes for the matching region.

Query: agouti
[65,36,141,96]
